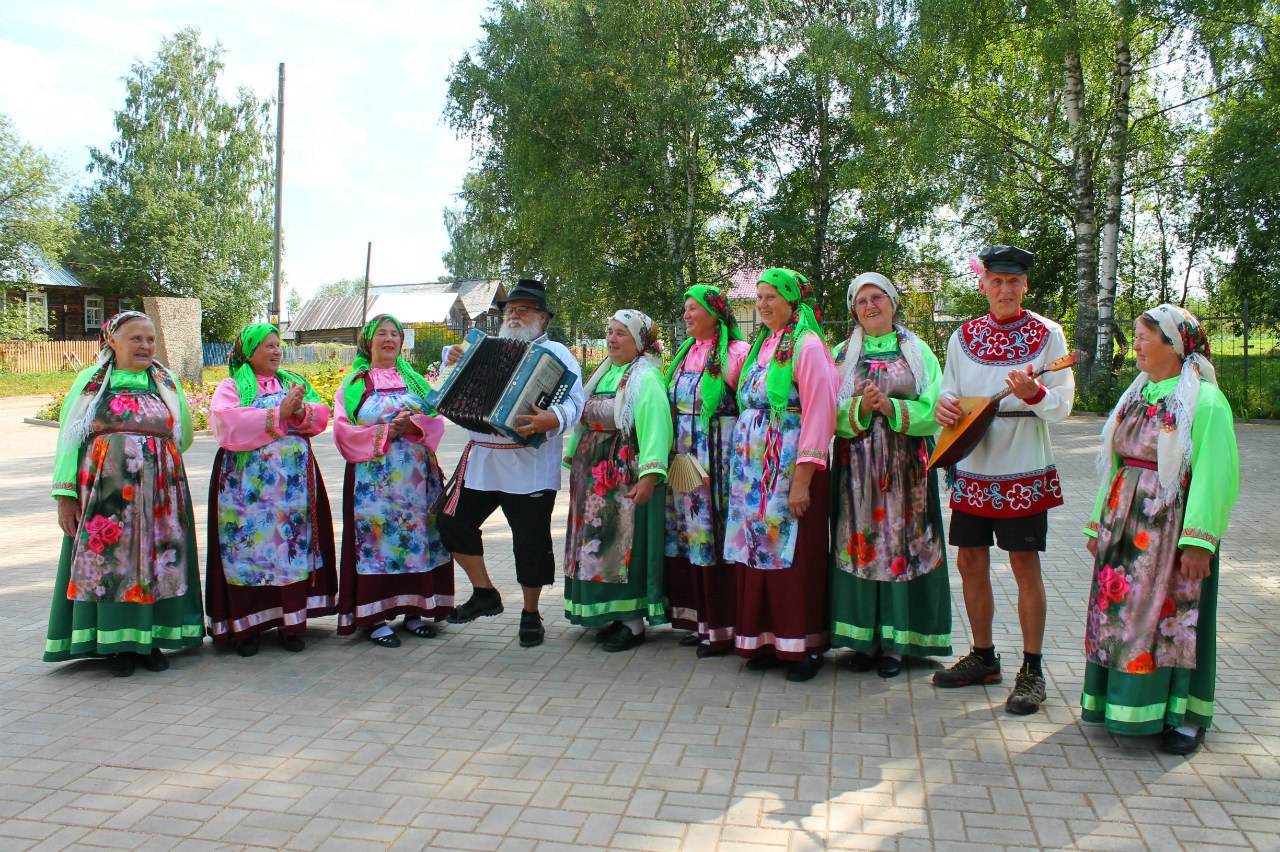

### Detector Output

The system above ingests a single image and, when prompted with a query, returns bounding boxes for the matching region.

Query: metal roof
[727,265,766,300]
[27,257,86,289]
[288,295,367,333]
[368,279,504,319]
[370,293,462,325]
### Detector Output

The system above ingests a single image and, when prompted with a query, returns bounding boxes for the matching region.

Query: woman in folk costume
[207,323,337,657]
[1082,304,1238,755]
[46,311,203,676]
[333,314,453,647]
[830,272,949,678]
[563,309,673,652]
[723,268,838,682]
[664,285,751,658]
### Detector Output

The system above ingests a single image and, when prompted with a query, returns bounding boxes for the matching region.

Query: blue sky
[0,0,491,303]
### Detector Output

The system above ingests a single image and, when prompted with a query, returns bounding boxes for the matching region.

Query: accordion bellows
[426,328,575,447]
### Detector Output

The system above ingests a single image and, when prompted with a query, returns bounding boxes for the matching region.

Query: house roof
[290,292,466,333]
[22,257,86,289]
[368,279,504,319]
[289,295,367,333]
[727,265,765,301]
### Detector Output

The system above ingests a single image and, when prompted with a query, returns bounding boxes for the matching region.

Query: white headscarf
[836,272,929,405]
[581,309,662,436]
[1098,303,1217,508]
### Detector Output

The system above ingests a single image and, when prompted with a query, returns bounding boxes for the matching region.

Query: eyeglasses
[854,293,891,309]
[503,306,540,318]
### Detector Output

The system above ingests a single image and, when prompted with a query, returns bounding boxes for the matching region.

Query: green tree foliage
[313,277,365,299]
[0,114,74,286]
[73,28,275,341]
[446,0,752,324]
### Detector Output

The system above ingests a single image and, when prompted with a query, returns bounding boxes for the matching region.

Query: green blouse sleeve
[1179,383,1239,552]
[172,371,194,454]
[894,342,942,437]
[51,367,97,499]
[633,365,673,481]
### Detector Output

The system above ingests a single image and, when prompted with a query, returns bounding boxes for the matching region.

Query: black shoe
[877,655,903,679]
[369,628,401,648]
[1161,726,1206,756]
[139,649,169,672]
[111,653,136,677]
[844,651,876,673]
[678,632,702,647]
[278,631,305,652]
[695,643,728,659]
[402,617,438,639]
[447,588,504,624]
[519,610,545,648]
[602,624,645,653]
[595,621,626,642]
[745,653,783,671]
[933,650,1002,688]
[237,637,260,658]
[786,654,826,682]
[1005,668,1048,715]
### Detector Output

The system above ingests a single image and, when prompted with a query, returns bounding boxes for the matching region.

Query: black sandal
[403,617,437,639]
[369,628,401,648]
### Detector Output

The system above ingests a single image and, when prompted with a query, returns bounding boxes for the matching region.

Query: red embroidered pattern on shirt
[1180,527,1219,547]
[959,313,1051,366]
[950,467,1064,518]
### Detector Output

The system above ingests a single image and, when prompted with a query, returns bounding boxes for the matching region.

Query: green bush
[409,324,462,376]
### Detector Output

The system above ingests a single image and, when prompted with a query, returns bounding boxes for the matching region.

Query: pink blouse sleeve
[794,333,837,468]
[333,381,391,463]
[211,378,287,451]
[289,401,330,437]
[407,412,445,453]
[725,339,752,390]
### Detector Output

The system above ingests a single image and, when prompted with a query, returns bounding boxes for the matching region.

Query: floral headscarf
[580,309,662,438]
[836,272,929,403]
[338,313,433,422]
[1099,304,1218,507]
[228,322,320,407]
[58,311,183,462]
[667,285,744,426]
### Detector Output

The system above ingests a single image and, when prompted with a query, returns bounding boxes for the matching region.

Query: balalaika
[426,328,575,448]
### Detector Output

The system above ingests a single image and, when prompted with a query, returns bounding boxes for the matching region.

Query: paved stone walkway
[1,393,1277,851]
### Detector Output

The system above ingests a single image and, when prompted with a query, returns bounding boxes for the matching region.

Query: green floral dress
[45,368,204,661]
[1081,376,1238,734]
[563,361,672,626]
[831,331,950,657]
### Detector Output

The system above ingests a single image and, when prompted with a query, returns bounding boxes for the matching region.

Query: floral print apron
[1085,396,1202,672]
[565,392,640,583]
[723,361,802,569]
[351,388,450,575]
[664,370,736,567]
[68,385,190,603]
[216,389,319,586]
[834,352,943,581]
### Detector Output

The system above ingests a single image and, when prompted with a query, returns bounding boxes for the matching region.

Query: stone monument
[144,296,203,388]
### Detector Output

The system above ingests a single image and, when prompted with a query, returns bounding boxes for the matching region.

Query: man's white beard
[499,319,542,342]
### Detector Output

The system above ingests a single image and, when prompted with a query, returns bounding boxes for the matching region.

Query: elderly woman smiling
[46,311,204,677]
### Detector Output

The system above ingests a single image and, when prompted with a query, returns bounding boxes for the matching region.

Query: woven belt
[439,439,524,516]
[1122,457,1157,471]
[995,411,1036,418]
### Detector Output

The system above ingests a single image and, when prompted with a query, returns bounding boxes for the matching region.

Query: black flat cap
[978,245,1034,275]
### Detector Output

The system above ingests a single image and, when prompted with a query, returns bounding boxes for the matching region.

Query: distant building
[368,279,507,333]
[3,257,145,341]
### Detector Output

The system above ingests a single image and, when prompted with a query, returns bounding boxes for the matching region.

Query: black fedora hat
[496,278,554,319]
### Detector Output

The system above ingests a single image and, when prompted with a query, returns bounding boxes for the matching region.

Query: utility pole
[271,62,285,325]
[361,242,373,323]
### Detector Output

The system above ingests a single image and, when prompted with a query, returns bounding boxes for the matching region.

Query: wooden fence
[0,340,101,372]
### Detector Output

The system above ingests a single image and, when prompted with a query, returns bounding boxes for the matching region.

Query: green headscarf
[667,284,745,426]
[739,268,823,422]
[339,313,434,422]
[228,322,321,407]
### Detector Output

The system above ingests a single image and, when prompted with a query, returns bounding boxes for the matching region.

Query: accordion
[426,328,575,447]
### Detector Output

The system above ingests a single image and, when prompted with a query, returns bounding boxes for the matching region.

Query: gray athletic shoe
[1005,669,1047,715]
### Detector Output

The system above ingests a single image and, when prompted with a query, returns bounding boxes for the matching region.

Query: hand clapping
[857,380,892,420]
[282,384,306,421]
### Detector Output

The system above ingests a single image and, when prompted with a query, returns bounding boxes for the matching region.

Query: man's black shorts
[436,487,558,587]
[948,508,1048,552]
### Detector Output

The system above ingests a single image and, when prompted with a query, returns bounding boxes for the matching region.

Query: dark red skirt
[205,447,339,644]
[335,463,454,635]
[668,557,738,651]
[732,468,831,662]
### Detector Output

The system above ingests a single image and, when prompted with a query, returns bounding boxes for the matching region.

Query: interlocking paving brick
[2,396,1278,850]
